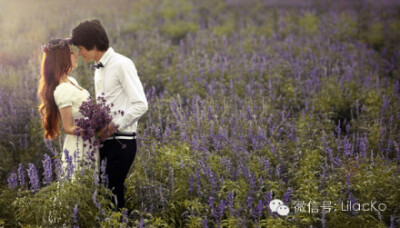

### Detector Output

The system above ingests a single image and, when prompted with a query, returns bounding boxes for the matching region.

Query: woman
[38,38,98,179]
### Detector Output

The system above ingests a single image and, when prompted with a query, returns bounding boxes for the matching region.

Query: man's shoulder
[111,51,134,65]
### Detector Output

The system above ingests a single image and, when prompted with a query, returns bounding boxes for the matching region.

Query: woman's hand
[95,123,118,139]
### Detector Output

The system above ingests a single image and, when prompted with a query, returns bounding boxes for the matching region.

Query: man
[71,19,148,209]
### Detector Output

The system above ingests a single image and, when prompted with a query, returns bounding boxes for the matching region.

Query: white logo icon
[269,199,283,212]
[269,199,290,216]
[277,205,290,216]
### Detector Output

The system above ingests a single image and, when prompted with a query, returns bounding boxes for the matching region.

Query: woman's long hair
[38,38,72,139]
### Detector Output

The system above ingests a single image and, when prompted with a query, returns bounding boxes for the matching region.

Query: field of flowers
[1,0,400,227]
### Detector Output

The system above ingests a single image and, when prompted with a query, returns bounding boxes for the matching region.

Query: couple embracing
[37,20,148,210]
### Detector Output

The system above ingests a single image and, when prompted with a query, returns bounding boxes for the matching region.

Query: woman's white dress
[54,76,98,178]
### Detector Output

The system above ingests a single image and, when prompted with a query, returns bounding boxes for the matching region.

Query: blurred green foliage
[299,13,319,35]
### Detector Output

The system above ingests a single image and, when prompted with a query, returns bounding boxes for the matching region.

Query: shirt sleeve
[54,84,73,109]
[114,58,148,129]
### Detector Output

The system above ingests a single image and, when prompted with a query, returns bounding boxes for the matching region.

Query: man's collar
[96,47,114,66]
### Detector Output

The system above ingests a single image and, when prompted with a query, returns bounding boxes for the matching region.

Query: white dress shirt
[94,47,148,134]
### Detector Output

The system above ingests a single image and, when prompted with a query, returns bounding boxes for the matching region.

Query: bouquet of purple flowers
[74,96,118,160]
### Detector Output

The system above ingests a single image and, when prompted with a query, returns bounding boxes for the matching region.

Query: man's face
[77,45,96,63]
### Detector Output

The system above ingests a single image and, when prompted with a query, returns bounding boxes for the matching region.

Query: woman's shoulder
[67,76,79,84]
[54,81,70,91]
[67,76,86,90]
[54,77,80,91]
[54,81,73,97]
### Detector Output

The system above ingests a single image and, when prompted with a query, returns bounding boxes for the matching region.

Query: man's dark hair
[71,19,109,51]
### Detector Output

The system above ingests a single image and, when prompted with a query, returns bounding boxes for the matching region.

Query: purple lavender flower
[100,159,108,186]
[210,175,217,195]
[343,138,352,157]
[394,141,400,162]
[189,174,194,194]
[217,200,225,218]
[138,217,145,228]
[266,191,272,208]
[73,204,78,225]
[27,163,40,192]
[381,95,390,113]
[74,97,119,159]
[202,216,208,228]
[209,196,216,218]
[283,188,293,205]
[321,207,326,228]
[64,149,75,179]
[385,138,392,159]
[195,169,201,196]
[261,158,270,178]
[93,169,99,186]
[288,122,297,141]
[207,106,214,121]
[53,158,63,180]
[249,175,256,194]
[359,136,368,159]
[336,120,341,140]
[122,210,128,224]
[42,154,53,185]
[92,190,101,209]
[275,165,280,178]
[345,173,351,189]
[390,215,396,228]
[228,191,234,215]
[7,172,18,189]
[248,196,256,218]
[44,139,58,156]
[348,193,358,216]
[255,200,264,217]
[18,163,25,187]
[345,123,351,135]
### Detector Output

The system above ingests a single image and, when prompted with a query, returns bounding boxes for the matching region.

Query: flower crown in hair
[42,38,72,52]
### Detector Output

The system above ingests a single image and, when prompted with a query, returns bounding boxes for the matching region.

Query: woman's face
[69,45,78,70]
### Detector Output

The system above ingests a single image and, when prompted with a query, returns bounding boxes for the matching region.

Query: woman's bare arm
[59,106,78,135]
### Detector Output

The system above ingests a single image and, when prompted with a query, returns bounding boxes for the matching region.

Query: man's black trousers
[100,138,136,209]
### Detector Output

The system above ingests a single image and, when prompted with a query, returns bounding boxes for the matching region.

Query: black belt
[106,132,136,140]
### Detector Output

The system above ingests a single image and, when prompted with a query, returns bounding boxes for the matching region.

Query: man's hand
[96,123,118,139]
